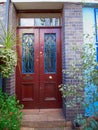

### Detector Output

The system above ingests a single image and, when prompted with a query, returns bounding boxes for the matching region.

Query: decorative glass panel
[22,34,34,74]
[44,33,56,73]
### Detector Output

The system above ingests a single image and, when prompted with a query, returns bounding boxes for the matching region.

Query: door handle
[49,76,52,79]
[40,52,42,54]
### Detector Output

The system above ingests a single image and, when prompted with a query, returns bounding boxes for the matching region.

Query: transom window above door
[20,18,60,26]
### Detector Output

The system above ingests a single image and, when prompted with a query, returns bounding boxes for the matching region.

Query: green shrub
[0,89,23,130]
[0,20,17,78]
[0,49,17,78]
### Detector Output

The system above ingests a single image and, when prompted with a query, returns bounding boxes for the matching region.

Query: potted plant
[0,21,17,78]
[59,34,98,130]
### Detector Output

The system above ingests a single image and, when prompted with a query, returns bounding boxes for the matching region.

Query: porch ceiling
[13,2,64,10]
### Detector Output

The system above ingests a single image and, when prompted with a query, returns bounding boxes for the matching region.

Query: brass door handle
[49,76,52,79]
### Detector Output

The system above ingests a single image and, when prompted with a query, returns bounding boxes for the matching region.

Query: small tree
[59,34,98,129]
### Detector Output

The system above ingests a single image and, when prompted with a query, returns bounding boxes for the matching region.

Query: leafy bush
[0,49,17,78]
[0,21,17,78]
[0,89,23,130]
[59,34,98,129]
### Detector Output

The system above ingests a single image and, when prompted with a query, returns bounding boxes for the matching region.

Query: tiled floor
[21,109,69,130]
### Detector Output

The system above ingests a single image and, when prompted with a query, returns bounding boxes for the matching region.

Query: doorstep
[21,127,67,130]
[21,109,70,128]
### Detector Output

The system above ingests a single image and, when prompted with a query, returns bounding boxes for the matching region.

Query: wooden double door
[16,27,62,109]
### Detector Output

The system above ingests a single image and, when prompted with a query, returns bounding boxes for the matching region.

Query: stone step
[21,109,72,129]
[22,120,66,128]
[21,127,71,130]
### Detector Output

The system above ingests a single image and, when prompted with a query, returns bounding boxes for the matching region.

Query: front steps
[21,109,72,130]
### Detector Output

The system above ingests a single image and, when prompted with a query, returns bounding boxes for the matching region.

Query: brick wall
[0,3,5,91]
[0,3,5,24]
[62,3,84,121]
[0,3,6,33]
[6,3,17,95]
[0,2,17,95]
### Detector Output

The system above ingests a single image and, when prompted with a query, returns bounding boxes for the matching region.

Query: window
[20,18,60,26]
[22,33,34,74]
[44,33,56,73]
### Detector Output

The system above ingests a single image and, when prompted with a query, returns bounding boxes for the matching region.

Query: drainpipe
[2,0,11,93]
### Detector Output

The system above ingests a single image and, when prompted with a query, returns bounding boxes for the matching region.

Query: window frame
[95,8,98,42]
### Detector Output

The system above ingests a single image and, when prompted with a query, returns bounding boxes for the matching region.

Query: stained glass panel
[44,33,56,73]
[22,34,34,74]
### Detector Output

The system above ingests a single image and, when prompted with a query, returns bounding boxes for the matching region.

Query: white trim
[11,0,98,3]
[0,0,6,2]
[1,0,98,4]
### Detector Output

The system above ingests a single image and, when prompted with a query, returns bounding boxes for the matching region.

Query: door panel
[16,27,62,109]
[16,28,39,108]
[39,29,62,108]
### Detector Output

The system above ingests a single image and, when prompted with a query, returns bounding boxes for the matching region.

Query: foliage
[0,49,17,78]
[73,114,98,130]
[59,34,98,129]
[0,21,17,78]
[0,89,23,130]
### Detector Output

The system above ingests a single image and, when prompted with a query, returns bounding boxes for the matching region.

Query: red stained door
[16,27,62,109]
